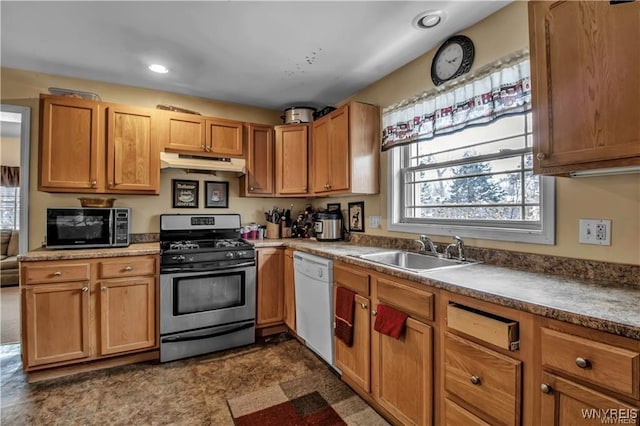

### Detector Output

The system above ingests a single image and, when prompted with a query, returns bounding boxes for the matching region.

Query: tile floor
[0,335,387,425]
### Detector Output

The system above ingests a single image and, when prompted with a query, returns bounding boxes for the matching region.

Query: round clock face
[431,35,474,86]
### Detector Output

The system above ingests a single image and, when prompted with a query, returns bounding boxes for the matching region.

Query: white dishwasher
[293,251,337,369]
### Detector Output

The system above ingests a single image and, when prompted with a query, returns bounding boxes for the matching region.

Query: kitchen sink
[352,250,478,272]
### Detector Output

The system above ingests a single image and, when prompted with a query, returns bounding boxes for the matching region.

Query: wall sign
[172,179,199,208]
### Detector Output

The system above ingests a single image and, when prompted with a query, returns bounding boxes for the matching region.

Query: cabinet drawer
[444,398,490,426]
[541,327,640,399]
[22,262,90,285]
[98,257,156,279]
[444,332,522,426]
[375,276,433,322]
[334,263,369,295]
[447,303,519,350]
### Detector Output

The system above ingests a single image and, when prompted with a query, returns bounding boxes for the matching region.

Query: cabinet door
[530,1,640,173]
[106,105,159,193]
[256,248,284,326]
[283,249,295,331]
[243,124,274,196]
[328,106,350,192]
[275,125,309,195]
[540,372,639,425]
[335,291,371,393]
[99,277,156,355]
[311,117,331,193]
[205,118,244,157]
[161,111,205,154]
[23,282,91,367]
[40,96,102,191]
[372,316,433,426]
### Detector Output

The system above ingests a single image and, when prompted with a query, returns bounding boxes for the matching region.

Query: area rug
[227,371,389,426]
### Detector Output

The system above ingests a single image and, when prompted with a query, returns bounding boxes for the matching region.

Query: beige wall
[316,2,640,266]
[0,68,308,249]
[0,137,21,166]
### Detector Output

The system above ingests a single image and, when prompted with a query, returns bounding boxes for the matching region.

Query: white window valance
[382,50,531,152]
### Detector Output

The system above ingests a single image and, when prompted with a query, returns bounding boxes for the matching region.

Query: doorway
[0,104,30,344]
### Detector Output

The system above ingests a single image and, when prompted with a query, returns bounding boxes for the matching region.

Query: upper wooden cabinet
[160,111,244,158]
[39,95,159,194]
[311,102,380,195]
[529,1,640,175]
[275,124,309,196]
[240,123,274,197]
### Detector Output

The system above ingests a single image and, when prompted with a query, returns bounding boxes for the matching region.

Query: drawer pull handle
[575,357,590,369]
[536,152,547,161]
[82,287,89,292]
[361,303,368,309]
[53,271,62,276]
[124,266,133,272]
[372,310,377,316]
[540,383,552,394]
[470,376,481,385]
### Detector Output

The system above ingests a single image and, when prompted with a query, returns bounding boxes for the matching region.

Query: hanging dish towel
[374,304,408,339]
[334,287,356,346]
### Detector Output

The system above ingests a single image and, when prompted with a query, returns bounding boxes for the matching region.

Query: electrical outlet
[368,216,381,229]
[579,219,611,245]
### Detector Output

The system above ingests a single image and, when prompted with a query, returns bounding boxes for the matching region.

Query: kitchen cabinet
[334,263,371,393]
[256,248,284,327]
[239,123,274,197]
[537,318,640,425]
[39,94,160,194]
[283,249,296,331]
[371,275,433,426]
[311,102,380,195]
[275,124,309,196]
[529,1,640,175]
[160,111,244,158]
[20,255,159,375]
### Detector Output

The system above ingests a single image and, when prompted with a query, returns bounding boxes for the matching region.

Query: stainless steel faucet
[414,235,438,256]
[445,236,465,261]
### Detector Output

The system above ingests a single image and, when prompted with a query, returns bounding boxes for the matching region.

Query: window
[0,186,20,230]
[388,112,555,244]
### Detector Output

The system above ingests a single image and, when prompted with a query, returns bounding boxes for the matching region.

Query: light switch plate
[579,219,611,245]
[368,216,381,229]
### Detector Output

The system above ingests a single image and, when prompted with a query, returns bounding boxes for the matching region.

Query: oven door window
[173,271,246,315]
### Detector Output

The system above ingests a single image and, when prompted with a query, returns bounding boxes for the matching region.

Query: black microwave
[46,208,131,249]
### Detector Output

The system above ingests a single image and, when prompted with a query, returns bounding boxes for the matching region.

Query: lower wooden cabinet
[23,282,91,367]
[256,247,284,327]
[283,249,295,331]
[444,398,490,426]
[20,255,159,373]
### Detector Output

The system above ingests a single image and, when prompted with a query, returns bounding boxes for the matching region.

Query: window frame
[386,117,556,245]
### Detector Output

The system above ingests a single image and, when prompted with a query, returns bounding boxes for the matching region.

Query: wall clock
[430,35,475,86]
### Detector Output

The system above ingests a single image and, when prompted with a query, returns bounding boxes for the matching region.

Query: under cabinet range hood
[160,152,246,175]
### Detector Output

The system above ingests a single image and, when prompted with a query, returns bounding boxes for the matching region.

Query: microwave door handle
[109,209,115,245]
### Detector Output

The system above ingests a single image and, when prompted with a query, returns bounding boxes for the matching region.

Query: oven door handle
[161,322,254,343]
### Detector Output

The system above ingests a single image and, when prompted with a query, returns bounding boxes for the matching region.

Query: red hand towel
[334,287,356,347]
[374,304,408,339]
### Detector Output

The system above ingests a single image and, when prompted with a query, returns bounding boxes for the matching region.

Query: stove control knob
[172,255,186,262]
[226,252,235,259]
[237,251,246,257]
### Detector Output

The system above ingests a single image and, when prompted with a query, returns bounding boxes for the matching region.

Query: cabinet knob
[360,303,368,309]
[53,271,62,277]
[327,184,331,189]
[324,184,329,189]
[249,186,254,191]
[470,375,481,385]
[372,310,377,316]
[101,287,107,292]
[540,384,552,394]
[82,287,89,292]
[575,357,590,369]
[303,186,307,191]
[90,180,97,187]
[108,181,114,188]
[536,152,546,161]
[124,266,133,272]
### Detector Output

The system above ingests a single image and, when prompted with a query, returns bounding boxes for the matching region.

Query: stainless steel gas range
[159,214,256,363]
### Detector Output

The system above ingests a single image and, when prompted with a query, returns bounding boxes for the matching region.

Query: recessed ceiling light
[148,64,169,74]
[414,11,444,29]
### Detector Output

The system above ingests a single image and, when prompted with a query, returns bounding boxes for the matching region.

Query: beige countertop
[19,239,639,339]
[253,239,640,340]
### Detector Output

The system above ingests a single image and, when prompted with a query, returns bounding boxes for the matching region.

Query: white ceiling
[1,1,509,111]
